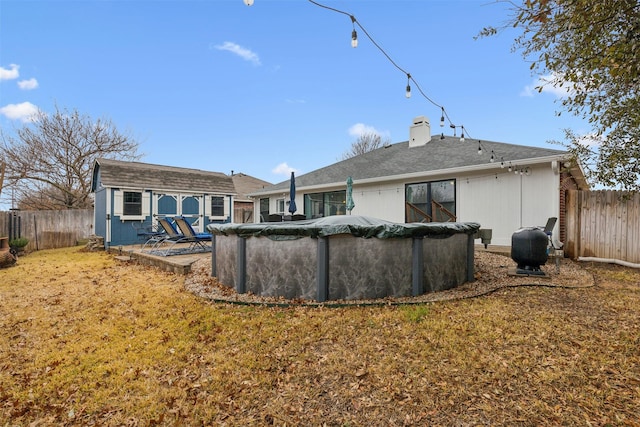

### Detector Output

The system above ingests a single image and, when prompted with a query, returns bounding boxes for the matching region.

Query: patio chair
[132,221,164,246]
[141,217,182,253]
[171,216,212,254]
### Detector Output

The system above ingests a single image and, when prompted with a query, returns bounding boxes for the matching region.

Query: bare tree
[1,105,141,209]
[341,132,390,160]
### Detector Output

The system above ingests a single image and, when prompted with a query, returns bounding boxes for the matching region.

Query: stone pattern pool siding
[209,217,479,302]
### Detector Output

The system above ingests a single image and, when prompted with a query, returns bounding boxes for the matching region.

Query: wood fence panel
[565,189,579,259]
[0,209,94,251]
[565,190,640,263]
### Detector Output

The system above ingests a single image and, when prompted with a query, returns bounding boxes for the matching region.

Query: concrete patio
[108,243,210,275]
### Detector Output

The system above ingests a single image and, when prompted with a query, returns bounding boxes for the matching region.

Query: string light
[245,0,523,171]
[350,15,358,47]
[508,162,513,172]
[405,74,411,99]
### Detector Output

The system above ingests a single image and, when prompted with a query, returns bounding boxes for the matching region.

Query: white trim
[207,194,229,221]
[114,189,147,221]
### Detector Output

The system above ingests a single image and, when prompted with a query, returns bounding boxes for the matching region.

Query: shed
[91,158,236,247]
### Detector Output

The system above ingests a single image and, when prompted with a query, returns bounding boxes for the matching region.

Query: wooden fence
[2,191,639,261]
[0,209,94,251]
[565,190,640,263]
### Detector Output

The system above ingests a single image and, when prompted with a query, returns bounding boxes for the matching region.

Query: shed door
[153,193,204,232]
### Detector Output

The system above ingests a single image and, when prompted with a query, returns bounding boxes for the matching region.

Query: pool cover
[207,215,480,240]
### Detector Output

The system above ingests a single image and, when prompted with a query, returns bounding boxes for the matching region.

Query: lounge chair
[171,216,212,254]
[141,217,181,253]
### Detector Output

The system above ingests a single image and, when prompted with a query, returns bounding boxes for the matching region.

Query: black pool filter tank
[511,227,549,275]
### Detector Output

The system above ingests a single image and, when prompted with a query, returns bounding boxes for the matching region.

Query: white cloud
[18,78,38,90]
[0,102,40,122]
[521,72,576,98]
[213,41,261,66]
[0,64,20,80]
[348,123,389,139]
[349,123,374,137]
[272,162,299,176]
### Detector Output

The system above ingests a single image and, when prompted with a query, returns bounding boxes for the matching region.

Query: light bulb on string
[243,0,254,5]
[490,149,495,162]
[440,108,445,127]
[477,141,483,155]
[508,162,512,172]
[350,16,358,48]
[460,126,465,143]
[500,157,505,168]
[405,74,411,98]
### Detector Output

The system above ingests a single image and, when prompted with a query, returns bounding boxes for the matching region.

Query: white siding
[459,164,559,245]
[349,182,406,222]
[256,163,561,246]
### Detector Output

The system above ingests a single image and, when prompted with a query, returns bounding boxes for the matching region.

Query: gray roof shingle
[231,173,273,201]
[92,158,236,194]
[253,136,568,194]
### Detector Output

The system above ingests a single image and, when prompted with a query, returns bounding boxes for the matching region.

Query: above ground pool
[207,215,480,302]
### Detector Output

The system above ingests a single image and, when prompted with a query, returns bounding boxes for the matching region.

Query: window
[211,196,225,217]
[405,179,456,222]
[304,190,346,218]
[123,191,142,216]
[276,198,285,214]
[259,198,269,222]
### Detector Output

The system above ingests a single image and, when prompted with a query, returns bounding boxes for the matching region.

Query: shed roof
[91,158,236,194]
[250,135,584,195]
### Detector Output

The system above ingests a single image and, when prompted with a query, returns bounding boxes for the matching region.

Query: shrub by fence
[0,209,94,251]
[565,190,640,264]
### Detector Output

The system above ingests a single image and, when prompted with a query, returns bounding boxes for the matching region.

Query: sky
[0,0,590,208]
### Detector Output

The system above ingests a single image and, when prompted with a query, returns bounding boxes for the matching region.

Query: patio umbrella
[288,171,297,214]
[346,176,355,214]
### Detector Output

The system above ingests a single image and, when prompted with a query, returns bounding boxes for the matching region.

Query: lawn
[1,246,639,426]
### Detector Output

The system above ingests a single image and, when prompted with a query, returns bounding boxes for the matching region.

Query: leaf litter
[0,246,639,426]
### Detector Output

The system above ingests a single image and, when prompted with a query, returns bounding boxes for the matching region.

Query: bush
[9,237,29,248]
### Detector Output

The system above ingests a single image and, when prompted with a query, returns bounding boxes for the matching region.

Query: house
[91,158,236,248]
[248,116,589,247]
[230,172,272,223]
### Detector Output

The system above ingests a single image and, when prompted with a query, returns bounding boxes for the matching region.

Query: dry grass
[1,247,639,426]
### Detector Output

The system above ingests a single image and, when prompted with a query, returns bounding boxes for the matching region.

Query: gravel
[184,250,594,306]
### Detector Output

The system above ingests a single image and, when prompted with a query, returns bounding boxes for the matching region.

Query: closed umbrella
[346,176,355,214]
[288,171,297,214]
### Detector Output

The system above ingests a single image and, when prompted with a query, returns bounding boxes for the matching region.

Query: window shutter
[114,190,123,216]
[204,195,211,216]
[224,196,231,217]
[142,192,151,217]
